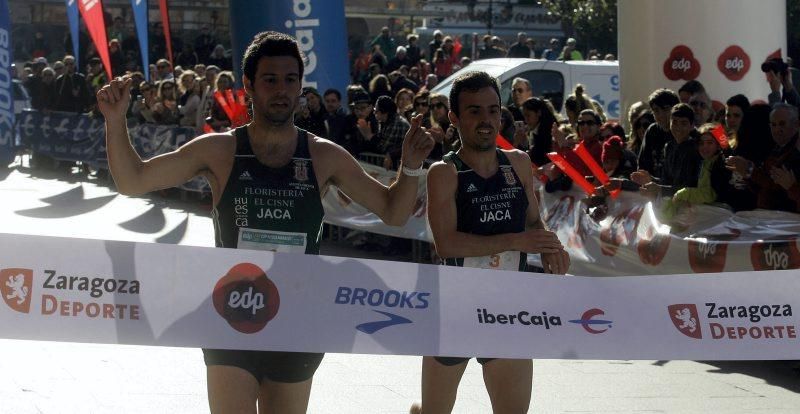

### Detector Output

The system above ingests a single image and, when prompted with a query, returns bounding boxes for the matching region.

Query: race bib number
[237,228,308,253]
[462,251,521,270]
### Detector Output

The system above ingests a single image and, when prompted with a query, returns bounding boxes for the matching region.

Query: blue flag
[65,0,80,68]
[0,0,14,167]
[229,0,350,97]
[130,0,150,80]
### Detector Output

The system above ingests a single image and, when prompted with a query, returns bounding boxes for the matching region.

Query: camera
[761,57,789,76]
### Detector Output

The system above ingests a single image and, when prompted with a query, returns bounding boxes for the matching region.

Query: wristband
[402,164,425,177]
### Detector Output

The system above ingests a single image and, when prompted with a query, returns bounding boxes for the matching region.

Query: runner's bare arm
[325,114,434,226]
[426,160,564,259]
[98,77,222,196]
[508,150,570,274]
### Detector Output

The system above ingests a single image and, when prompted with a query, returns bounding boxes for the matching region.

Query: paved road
[1,162,799,413]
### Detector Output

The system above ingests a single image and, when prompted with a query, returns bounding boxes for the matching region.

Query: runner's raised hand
[97,77,133,122]
[401,114,435,169]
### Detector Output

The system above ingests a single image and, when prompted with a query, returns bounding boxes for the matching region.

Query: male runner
[97,31,434,414]
[414,71,570,413]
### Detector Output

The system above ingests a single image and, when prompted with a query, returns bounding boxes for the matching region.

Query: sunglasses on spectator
[414,101,429,107]
[432,102,447,109]
[577,120,597,126]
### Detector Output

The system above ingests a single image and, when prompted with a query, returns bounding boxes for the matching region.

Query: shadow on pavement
[15,184,118,218]
[703,360,800,393]
[0,166,12,181]
[119,204,168,234]
[155,215,189,244]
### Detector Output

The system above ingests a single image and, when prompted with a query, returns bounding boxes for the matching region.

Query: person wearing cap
[507,32,531,59]
[371,26,397,60]
[558,38,583,61]
[86,57,108,94]
[341,86,378,154]
[387,45,413,73]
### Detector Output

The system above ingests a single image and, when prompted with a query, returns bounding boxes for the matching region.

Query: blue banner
[65,0,80,68]
[131,0,150,81]
[16,110,210,192]
[0,0,13,167]
[229,0,350,97]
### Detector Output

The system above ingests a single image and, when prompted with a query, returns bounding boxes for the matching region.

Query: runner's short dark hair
[242,31,305,83]
[449,71,500,117]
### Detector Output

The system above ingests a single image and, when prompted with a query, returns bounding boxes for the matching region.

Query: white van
[431,58,621,120]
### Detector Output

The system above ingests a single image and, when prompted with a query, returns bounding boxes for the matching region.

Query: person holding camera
[294,87,327,138]
[765,57,800,107]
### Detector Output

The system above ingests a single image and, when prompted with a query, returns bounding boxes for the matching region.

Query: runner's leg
[257,377,314,414]
[482,358,533,414]
[419,356,469,413]
[206,365,260,414]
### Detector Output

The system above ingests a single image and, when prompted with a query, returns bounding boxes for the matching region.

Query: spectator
[508,77,532,121]
[370,27,397,60]
[369,45,388,71]
[155,58,173,81]
[121,27,139,56]
[152,79,180,124]
[420,73,438,92]
[394,88,415,121]
[525,39,537,58]
[341,87,378,155]
[52,60,65,78]
[678,80,705,103]
[388,70,418,93]
[563,84,593,128]
[207,44,231,71]
[204,71,235,131]
[477,34,502,60]
[86,57,108,94]
[25,58,47,111]
[428,30,444,66]
[177,71,202,128]
[638,88,680,178]
[411,90,432,128]
[408,66,422,85]
[323,88,348,146]
[689,91,714,126]
[600,121,626,142]
[193,64,206,79]
[724,94,750,149]
[387,46,412,73]
[194,26,216,62]
[30,31,50,58]
[576,109,604,164]
[627,101,653,154]
[516,97,557,166]
[507,32,531,58]
[53,55,90,113]
[601,136,640,192]
[633,103,701,198]
[108,17,125,44]
[204,64,220,86]
[726,103,800,212]
[370,96,410,169]
[108,39,125,77]
[37,67,57,110]
[131,81,158,123]
[558,38,583,61]
[176,44,199,69]
[542,38,560,61]
[663,123,732,219]
[368,74,392,103]
[295,87,327,137]
[765,57,800,107]
[405,34,422,66]
[428,93,456,158]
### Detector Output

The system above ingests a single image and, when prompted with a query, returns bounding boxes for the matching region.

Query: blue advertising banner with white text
[0,0,14,167]
[229,0,349,96]
[65,0,80,68]
[131,0,150,81]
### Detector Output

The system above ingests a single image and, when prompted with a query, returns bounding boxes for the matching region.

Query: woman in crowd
[152,79,180,125]
[206,44,231,71]
[206,71,235,131]
[369,74,392,103]
[177,71,202,129]
[626,101,654,155]
[295,87,327,137]
[515,97,558,166]
[394,88,415,121]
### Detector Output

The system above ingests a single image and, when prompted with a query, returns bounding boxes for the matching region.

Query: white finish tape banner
[1,233,799,360]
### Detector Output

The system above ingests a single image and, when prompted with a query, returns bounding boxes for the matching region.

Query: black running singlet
[212,126,324,254]
[443,149,529,271]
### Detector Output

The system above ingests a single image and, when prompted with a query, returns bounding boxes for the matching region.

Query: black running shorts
[202,349,324,383]
[434,356,496,366]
